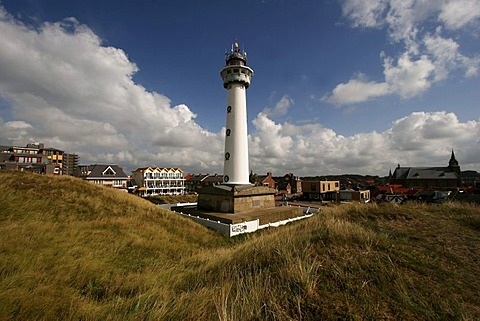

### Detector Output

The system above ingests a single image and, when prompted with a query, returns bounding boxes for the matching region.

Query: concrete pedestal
[197,184,275,214]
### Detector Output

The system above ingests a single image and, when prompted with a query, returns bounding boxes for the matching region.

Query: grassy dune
[1,171,479,320]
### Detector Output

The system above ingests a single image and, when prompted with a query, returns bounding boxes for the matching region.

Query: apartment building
[63,153,79,176]
[41,147,64,171]
[0,144,58,174]
[132,167,186,197]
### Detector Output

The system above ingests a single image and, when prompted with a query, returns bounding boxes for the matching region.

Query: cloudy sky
[0,0,479,176]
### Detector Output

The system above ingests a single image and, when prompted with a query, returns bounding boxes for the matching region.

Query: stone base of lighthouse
[171,184,309,237]
[197,184,276,213]
[172,184,307,237]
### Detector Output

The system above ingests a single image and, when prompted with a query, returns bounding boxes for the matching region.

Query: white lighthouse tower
[220,42,253,185]
[196,42,299,218]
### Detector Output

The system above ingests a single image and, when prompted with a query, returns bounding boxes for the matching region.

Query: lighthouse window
[225,152,230,160]
[227,70,232,74]
[227,106,232,113]
[226,129,231,136]
[233,68,239,73]
[241,69,246,74]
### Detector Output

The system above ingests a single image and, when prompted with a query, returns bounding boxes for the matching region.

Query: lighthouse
[220,42,253,185]
[181,41,305,232]
[195,42,300,219]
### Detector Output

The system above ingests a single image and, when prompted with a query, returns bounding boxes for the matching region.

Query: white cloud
[439,0,480,29]
[0,7,222,172]
[0,120,34,143]
[383,53,435,98]
[261,95,293,117]
[322,74,389,105]
[333,0,480,105]
[250,112,293,159]
[387,111,480,166]
[424,30,480,80]
[5,120,32,130]
[423,31,461,81]
[248,111,480,175]
[390,111,477,146]
[342,0,439,44]
[324,53,435,105]
[384,0,420,47]
[341,0,388,28]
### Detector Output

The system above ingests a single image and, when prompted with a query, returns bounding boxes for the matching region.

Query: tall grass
[1,171,479,320]
[145,194,198,205]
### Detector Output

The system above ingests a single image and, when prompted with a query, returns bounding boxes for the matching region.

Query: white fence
[171,203,315,237]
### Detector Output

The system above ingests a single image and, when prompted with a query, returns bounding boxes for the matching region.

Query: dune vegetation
[1,171,479,320]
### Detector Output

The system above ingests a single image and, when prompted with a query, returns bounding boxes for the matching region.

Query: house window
[311,183,316,192]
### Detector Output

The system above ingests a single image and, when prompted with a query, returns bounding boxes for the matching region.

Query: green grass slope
[1,171,479,320]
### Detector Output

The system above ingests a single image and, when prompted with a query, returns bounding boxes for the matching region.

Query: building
[185,174,209,193]
[132,167,186,197]
[301,180,340,201]
[273,173,302,195]
[63,153,79,176]
[253,172,276,189]
[283,173,302,194]
[75,164,128,189]
[389,151,462,188]
[185,174,224,193]
[0,144,57,174]
[41,147,64,172]
[202,174,224,188]
[276,182,292,196]
[339,190,371,203]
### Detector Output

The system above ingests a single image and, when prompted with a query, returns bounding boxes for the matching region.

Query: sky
[0,0,479,176]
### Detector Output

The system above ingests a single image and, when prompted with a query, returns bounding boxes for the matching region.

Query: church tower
[448,149,461,186]
[449,149,459,167]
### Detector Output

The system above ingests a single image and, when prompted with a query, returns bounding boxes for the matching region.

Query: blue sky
[0,0,479,176]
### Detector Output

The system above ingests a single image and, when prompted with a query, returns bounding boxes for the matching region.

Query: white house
[132,167,186,197]
[75,164,128,190]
